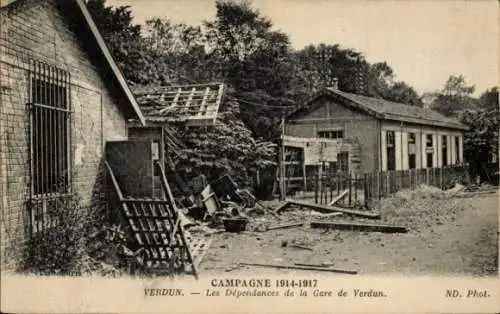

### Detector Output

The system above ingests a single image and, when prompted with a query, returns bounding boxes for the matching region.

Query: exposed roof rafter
[133,83,226,127]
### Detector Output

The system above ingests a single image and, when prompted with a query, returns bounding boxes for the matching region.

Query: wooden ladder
[105,160,198,278]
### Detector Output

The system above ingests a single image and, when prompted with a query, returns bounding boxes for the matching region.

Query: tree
[461,105,499,181]
[87,0,172,85]
[295,44,368,94]
[176,102,277,186]
[431,75,478,116]
[478,87,499,109]
[294,45,422,106]
[204,0,273,64]
[203,0,297,140]
[384,81,423,106]
[142,18,216,83]
[367,63,422,106]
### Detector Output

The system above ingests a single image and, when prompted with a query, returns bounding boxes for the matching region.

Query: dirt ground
[198,187,499,277]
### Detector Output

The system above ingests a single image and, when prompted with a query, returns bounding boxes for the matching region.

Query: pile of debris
[179,174,277,233]
[376,184,475,231]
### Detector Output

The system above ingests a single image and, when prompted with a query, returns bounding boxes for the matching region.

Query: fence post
[302,163,307,194]
[337,175,340,195]
[377,171,381,200]
[426,168,430,186]
[363,173,368,208]
[386,171,390,196]
[348,172,352,207]
[439,167,443,189]
[323,176,328,204]
[369,172,373,202]
[330,177,333,203]
[408,169,412,189]
[354,173,358,203]
[314,174,318,204]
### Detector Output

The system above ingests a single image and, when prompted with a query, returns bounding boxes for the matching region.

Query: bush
[20,194,129,276]
[174,103,277,188]
[21,194,87,275]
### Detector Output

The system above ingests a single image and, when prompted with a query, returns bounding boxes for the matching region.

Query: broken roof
[1,0,146,126]
[133,83,226,127]
[289,88,468,131]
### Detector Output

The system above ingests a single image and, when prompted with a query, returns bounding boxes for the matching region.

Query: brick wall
[0,0,129,271]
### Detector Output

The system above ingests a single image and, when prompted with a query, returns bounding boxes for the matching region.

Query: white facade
[381,123,464,171]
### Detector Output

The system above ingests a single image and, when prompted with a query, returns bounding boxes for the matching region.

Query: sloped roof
[1,0,146,126]
[289,88,468,131]
[133,83,225,127]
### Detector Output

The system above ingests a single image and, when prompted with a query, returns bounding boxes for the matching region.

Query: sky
[106,0,499,96]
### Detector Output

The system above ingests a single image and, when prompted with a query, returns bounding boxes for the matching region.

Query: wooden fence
[291,165,469,207]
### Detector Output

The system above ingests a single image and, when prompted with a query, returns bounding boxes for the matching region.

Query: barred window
[28,60,71,233]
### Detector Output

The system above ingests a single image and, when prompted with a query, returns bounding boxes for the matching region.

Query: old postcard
[0,0,498,313]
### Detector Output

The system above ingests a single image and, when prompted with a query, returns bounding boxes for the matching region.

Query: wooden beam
[294,263,329,268]
[104,160,124,201]
[267,222,304,231]
[289,244,313,251]
[274,201,291,213]
[328,189,348,206]
[199,87,210,116]
[286,199,380,219]
[239,262,357,275]
[310,221,408,233]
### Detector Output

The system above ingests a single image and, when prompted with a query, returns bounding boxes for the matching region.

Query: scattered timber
[328,190,348,206]
[285,199,380,218]
[310,212,343,218]
[267,222,304,231]
[289,244,313,251]
[294,263,329,268]
[239,262,358,275]
[274,201,291,214]
[310,221,408,233]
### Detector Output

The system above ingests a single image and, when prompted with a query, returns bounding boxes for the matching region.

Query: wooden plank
[310,221,408,233]
[328,189,348,206]
[274,201,291,213]
[294,263,329,268]
[199,87,210,116]
[267,222,304,231]
[170,217,181,244]
[156,161,198,279]
[122,199,171,204]
[104,161,124,201]
[239,262,357,275]
[238,188,280,218]
[289,244,313,251]
[286,199,380,219]
[201,185,219,215]
[311,212,343,218]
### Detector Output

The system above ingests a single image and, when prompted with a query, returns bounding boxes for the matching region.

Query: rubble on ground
[375,184,474,232]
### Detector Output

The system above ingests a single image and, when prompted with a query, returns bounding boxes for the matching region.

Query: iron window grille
[27,60,72,235]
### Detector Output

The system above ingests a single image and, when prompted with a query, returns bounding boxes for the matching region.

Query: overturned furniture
[105,140,210,278]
